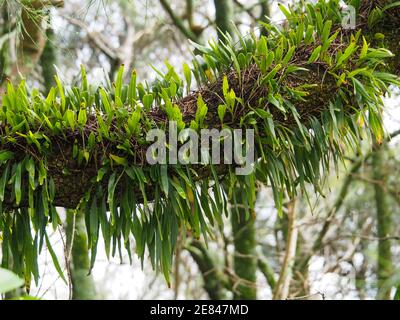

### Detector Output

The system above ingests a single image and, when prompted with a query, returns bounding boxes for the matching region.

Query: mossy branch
[1,0,400,283]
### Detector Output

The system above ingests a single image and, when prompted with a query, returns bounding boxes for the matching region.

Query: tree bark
[3,1,400,209]
[231,192,257,299]
[273,200,298,299]
[372,143,393,299]
[66,209,98,300]
[215,0,259,300]
[260,0,270,37]
[257,255,276,290]
[186,240,229,299]
[0,0,63,87]
[213,0,234,39]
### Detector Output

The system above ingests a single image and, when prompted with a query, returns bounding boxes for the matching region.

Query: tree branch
[297,129,400,273]
[159,0,199,42]
[257,255,276,290]
[185,240,229,299]
[273,200,298,299]
[1,1,399,211]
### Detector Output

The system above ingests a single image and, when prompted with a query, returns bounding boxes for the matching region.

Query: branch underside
[2,61,338,209]
[0,1,399,210]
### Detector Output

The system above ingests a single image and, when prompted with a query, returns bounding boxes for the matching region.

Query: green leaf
[262,64,281,84]
[88,132,96,150]
[268,93,286,113]
[222,75,229,97]
[110,154,128,166]
[282,46,295,65]
[308,45,321,63]
[80,65,88,92]
[25,157,36,191]
[360,36,369,60]
[160,165,169,196]
[142,94,154,111]
[78,108,87,126]
[278,3,292,20]
[352,77,370,100]
[64,109,76,130]
[285,66,309,75]
[128,70,137,105]
[15,161,23,205]
[107,172,118,224]
[96,167,108,182]
[383,1,400,11]
[0,151,14,163]
[38,161,47,186]
[127,107,141,136]
[364,48,394,60]
[218,104,227,123]
[183,63,192,93]
[115,65,124,99]
[257,36,268,56]
[321,20,332,46]
[304,25,314,45]
[0,268,24,294]
[368,8,383,28]
[45,233,67,285]
[0,163,10,202]
[100,88,112,116]
[335,42,357,68]
[54,76,66,112]
[170,177,186,199]
[195,95,208,126]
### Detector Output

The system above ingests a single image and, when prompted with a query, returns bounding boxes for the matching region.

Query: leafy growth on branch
[0,0,398,286]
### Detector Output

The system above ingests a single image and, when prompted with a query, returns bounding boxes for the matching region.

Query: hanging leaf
[45,233,67,285]
[160,165,169,196]
[14,161,23,205]
[0,151,14,163]
[0,268,24,294]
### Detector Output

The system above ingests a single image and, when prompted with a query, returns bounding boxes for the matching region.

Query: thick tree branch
[1,0,400,211]
[185,240,229,299]
[257,255,276,290]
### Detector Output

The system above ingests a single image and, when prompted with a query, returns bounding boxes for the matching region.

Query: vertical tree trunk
[372,144,393,299]
[66,209,98,300]
[0,4,9,86]
[289,232,309,297]
[214,0,258,300]
[213,0,234,38]
[231,204,257,299]
[186,240,229,299]
[10,2,46,83]
[260,0,270,37]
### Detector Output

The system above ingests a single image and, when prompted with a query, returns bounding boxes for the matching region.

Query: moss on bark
[66,209,98,300]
